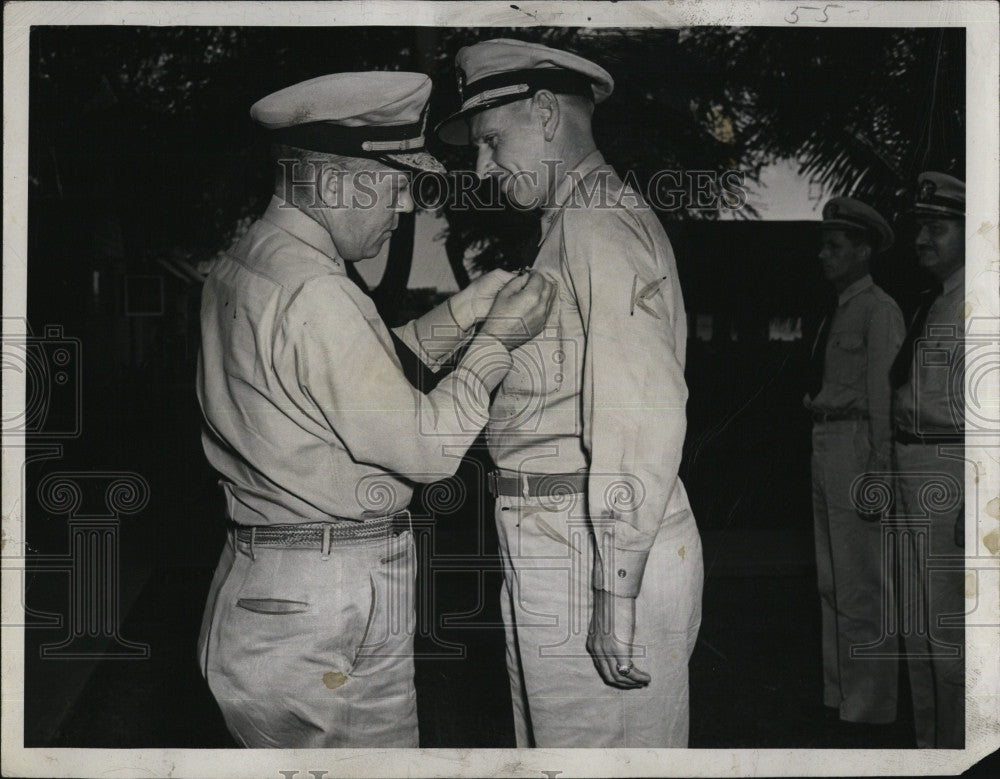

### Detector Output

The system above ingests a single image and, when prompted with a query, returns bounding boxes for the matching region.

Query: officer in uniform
[196,71,555,747]
[804,197,904,727]
[437,40,703,747]
[890,171,966,748]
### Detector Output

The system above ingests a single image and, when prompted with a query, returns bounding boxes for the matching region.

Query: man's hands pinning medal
[480,271,556,351]
[464,269,518,324]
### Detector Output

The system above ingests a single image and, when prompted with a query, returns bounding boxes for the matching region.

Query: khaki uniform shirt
[804,275,905,463]
[487,151,692,597]
[893,267,965,435]
[197,197,511,525]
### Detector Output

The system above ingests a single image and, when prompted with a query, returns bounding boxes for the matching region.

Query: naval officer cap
[251,71,445,174]
[911,171,965,218]
[436,38,614,145]
[821,196,895,253]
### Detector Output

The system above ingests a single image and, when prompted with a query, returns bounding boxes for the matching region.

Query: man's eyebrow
[471,127,498,144]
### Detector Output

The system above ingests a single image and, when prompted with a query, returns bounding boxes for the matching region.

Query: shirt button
[617,569,627,578]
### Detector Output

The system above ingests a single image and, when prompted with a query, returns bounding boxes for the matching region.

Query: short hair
[556,92,596,118]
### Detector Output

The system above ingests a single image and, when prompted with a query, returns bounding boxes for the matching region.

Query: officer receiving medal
[439,39,704,748]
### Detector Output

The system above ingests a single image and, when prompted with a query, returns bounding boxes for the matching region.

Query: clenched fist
[481,272,557,351]
[446,268,518,330]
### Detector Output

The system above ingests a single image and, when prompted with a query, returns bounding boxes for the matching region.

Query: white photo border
[3,2,998,777]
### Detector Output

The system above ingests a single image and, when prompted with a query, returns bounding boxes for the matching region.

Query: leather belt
[812,409,869,423]
[487,470,587,498]
[894,429,965,445]
[232,511,410,555]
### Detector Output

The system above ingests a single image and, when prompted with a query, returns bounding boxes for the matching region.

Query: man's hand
[586,588,651,689]
[468,268,519,322]
[481,272,556,351]
[446,269,517,330]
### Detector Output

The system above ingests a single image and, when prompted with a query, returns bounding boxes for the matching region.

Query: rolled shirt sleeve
[274,275,511,482]
[392,295,473,373]
[559,206,689,597]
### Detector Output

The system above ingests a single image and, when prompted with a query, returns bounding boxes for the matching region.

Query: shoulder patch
[630,274,669,319]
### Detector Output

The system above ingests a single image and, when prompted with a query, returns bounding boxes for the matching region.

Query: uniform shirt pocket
[827,330,866,388]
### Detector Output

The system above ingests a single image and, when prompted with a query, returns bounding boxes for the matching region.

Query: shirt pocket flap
[831,332,864,351]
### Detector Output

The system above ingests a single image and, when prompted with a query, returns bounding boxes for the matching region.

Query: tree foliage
[679,27,964,219]
[29,25,964,296]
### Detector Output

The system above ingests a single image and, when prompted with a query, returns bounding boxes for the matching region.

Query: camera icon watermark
[1,324,82,438]
[960,317,1000,436]
[909,317,999,437]
[420,325,580,437]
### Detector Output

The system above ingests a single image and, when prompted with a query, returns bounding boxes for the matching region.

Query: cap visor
[909,204,964,218]
[822,219,893,253]
[380,151,446,175]
[821,218,866,232]
[436,110,471,146]
[435,95,525,146]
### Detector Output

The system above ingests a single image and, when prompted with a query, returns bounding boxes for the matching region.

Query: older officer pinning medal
[438,39,704,748]
[804,197,905,729]
[196,71,555,747]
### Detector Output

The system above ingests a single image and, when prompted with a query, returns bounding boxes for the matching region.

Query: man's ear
[533,90,560,141]
[317,163,346,208]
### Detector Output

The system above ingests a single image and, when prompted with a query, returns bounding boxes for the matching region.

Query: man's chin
[363,231,394,258]
[503,187,541,212]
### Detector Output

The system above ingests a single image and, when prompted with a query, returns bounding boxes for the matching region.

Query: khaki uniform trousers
[811,419,898,723]
[494,491,703,747]
[894,441,965,748]
[197,529,418,747]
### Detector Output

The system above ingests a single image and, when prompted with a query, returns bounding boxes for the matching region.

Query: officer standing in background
[890,171,966,748]
[437,40,703,748]
[196,71,556,747]
[804,197,905,730]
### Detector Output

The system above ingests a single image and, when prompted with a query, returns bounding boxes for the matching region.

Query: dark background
[18,25,966,750]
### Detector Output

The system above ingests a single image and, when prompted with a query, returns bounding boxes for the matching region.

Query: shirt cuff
[457,334,512,395]
[445,287,478,331]
[592,547,650,598]
[400,303,473,372]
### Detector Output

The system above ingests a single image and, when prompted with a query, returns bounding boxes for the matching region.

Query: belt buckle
[487,471,499,498]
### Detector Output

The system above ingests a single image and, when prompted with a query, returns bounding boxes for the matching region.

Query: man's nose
[915,225,932,247]
[475,148,499,180]
[395,189,414,214]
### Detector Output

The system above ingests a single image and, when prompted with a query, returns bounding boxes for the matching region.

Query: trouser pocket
[349,532,417,676]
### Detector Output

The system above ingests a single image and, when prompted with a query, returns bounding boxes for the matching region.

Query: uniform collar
[941,265,964,295]
[837,274,874,305]
[539,150,607,245]
[260,195,343,267]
